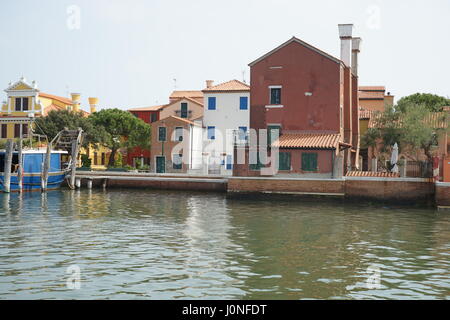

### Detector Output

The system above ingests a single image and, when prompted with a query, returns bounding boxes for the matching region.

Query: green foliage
[89,108,151,167]
[397,93,450,113]
[363,102,449,162]
[80,154,92,168]
[34,109,107,147]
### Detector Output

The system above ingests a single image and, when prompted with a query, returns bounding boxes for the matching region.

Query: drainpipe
[332,150,335,179]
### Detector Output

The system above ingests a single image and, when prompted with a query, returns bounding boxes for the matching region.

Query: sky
[0,0,449,111]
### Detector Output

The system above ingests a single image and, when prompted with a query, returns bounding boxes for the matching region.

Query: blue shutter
[239,97,248,110]
[238,126,247,141]
[208,97,216,110]
[226,155,233,170]
[207,126,215,140]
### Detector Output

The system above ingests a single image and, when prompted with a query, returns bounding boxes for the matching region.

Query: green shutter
[302,153,318,171]
[267,125,281,145]
[278,152,291,171]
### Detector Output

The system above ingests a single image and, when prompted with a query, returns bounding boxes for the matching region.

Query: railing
[405,161,432,178]
[175,110,192,118]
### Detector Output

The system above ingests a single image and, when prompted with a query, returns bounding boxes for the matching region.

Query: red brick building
[234,24,361,178]
[126,105,165,167]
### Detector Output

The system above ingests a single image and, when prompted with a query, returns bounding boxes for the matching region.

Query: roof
[359,108,378,120]
[202,80,250,92]
[39,92,74,105]
[346,171,400,178]
[359,91,385,100]
[169,90,203,100]
[43,103,64,116]
[359,86,386,92]
[165,96,203,108]
[248,36,343,67]
[368,111,448,129]
[272,133,341,149]
[156,115,201,126]
[128,104,166,112]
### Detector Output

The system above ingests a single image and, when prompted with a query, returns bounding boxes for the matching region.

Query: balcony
[175,110,192,118]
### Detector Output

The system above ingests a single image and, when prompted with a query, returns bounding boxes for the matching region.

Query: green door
[156,156,165,173]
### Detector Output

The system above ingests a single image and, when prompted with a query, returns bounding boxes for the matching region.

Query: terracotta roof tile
[169,91,203,99]
[359,108,378,120]
[202,79,250,92]
[128,104,166,112]
[368,111,448,129]
[39,92,74,105]
[346,171,400,177]
[273,133,341,149]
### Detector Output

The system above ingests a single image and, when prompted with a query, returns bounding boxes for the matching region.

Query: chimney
[351,37,361,77]
[88,97,98,113]
[206,80,214,88]
[71,93,81,112]
[338,24,354,68]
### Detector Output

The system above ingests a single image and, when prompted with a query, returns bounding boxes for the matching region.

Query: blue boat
[0,149,68,192]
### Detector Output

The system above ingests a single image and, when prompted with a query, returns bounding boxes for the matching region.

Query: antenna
[173,78,177,90]
[242,70,246,83]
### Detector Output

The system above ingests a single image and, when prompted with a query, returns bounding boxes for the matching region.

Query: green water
[0,189,449,299]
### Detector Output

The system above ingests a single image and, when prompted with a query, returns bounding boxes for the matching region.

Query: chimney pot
[206,80,214,88]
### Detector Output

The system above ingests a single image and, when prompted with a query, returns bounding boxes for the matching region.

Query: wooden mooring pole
[41,144,51,192]
[3,139,14,193]
[17,139,23,192]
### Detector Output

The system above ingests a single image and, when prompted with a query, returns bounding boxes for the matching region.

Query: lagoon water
[0,189,449,299]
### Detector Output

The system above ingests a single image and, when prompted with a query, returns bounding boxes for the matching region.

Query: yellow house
[1,77,111,169]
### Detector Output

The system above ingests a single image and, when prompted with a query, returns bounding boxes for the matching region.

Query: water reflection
[0,190,449,299]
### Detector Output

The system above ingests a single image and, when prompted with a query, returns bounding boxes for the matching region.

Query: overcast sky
[1,0,449,111]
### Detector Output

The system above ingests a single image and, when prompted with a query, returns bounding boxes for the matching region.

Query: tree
[363,103,448,164]
[397,93,450,113]
[33,109,106,147]
[89,108,151,167]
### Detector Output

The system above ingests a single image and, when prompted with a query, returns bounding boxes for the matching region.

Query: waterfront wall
[228,176,436,204]
[436,182,450,207]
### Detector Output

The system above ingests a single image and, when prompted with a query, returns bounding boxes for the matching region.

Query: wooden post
[3,139,14,193]
[17,139,23,192]
[87,179,92,189]
[70,140,80,189]
[41,144,51,192]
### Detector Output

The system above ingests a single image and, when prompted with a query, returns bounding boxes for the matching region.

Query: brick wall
[228,177,344,194]
[436,183,450,206]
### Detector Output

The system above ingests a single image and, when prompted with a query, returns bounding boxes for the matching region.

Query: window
[180,103,188,118]
[22,124,28,136]
[238,126,247,141]
[239,97,248,110]
[172,153,182,170]
[340,106,343,128]
[267,125,281,145]
[207,126,215,140]
[270,88,281,104]
[278,152,291,171]
[302,153,318,171]
[174,127,183,141]
[150,113,158,123]
[1,124,7,138]
[208,97,216,110]
[15,97,29,111]
[14,124,20,138]
[226,155,233,170]
[94,152,98,165]
[101,153,106,165]
[158,127,167,141]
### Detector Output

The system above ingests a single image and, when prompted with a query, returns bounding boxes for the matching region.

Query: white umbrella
[391,143,399,173]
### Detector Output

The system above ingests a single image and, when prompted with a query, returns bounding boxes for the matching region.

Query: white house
[201,79,250,175]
